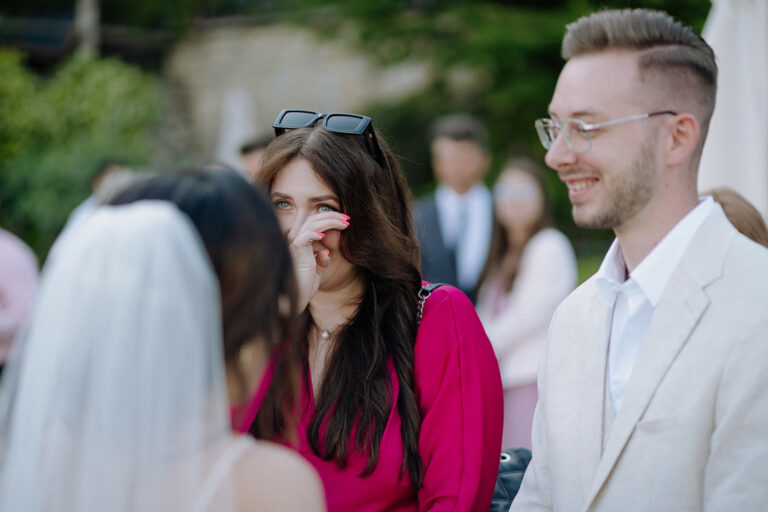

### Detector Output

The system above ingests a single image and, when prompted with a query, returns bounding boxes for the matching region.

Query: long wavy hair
[479,158,551,293]
[252,125,425,488]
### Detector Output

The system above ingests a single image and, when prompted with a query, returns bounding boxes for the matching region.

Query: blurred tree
[0,49,160,258]
[74,0,99,58]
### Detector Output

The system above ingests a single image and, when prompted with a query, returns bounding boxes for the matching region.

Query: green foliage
[284,0,710,245]
[0,0,711,258]
[0,50,161,258]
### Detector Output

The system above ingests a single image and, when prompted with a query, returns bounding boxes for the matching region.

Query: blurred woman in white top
[476,158,577,450]
[0,169,324,511]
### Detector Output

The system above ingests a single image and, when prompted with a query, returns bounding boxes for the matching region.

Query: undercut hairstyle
[562,9,717,160]
[109,169,301,439]
[254,126,425,489]
[429,113,489,151]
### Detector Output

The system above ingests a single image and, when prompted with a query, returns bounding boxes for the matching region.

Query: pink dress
[235,285,503,511]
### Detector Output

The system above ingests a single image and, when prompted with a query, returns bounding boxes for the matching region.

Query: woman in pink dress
[475,158,577,450]
[236,110,503,511]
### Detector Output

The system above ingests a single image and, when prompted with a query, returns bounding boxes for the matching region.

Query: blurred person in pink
[0,227,39,372]
[237,109,503,511]
[476,158,576,450]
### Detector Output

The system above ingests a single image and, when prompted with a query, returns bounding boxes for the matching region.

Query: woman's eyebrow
[310,195,339,203]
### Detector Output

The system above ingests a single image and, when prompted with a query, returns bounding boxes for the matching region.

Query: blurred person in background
[0,169,324,511]
[705,187,768,247]
[239,109,503,511]
[414,113,494,303]
[0,227,39,377]
[239,135,273,181]
[475,158,576,451]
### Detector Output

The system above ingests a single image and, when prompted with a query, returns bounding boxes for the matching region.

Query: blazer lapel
[580,208,732,511]
[577,289,612,497]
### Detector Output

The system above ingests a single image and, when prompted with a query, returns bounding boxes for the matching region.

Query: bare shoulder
[233,438,326,512]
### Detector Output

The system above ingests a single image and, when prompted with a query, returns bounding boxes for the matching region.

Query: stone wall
[162,23,431,169]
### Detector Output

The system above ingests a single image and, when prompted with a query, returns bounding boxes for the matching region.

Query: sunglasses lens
[279,110,318,128]
[325,114,366,133]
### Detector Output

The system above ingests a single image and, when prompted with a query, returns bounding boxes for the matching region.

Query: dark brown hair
[706,187,768,248]
[479,157,551,293]
[562,9,717,160]
[109,169,301,438]
[429,113,489,150]
[254,125,425,488]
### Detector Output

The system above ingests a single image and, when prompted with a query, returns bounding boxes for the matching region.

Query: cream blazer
[511,207,768,512]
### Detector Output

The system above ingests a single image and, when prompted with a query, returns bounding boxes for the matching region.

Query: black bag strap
[416,282,446,325]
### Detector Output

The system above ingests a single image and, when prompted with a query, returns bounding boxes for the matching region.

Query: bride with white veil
[0,170,324,511]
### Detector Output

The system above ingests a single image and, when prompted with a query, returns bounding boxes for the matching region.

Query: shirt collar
[435,183,489,205]
[595,197,716,306]
[595,238,627,304]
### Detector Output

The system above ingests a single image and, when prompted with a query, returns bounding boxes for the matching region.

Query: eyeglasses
[534,111,677,154]
[272,109,384,165]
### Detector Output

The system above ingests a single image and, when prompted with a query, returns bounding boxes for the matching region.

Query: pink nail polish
[340,213,350,220]
[316,232,326,238]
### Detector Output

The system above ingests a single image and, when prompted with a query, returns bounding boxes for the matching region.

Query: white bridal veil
[0,202,235,511]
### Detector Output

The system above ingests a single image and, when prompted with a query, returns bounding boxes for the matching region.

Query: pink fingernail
[316,232,326,238]
[341,221,350,226]
[340,213,350,220]
[324,250,330,257]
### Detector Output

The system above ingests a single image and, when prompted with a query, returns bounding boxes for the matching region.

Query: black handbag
[489,447,532,512]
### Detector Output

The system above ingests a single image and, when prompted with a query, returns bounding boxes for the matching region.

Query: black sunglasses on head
[272,109,384,165]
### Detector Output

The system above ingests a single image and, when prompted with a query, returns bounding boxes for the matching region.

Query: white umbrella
[698,0,768,221]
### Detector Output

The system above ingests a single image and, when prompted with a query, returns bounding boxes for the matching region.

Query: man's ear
[665,113,700,166]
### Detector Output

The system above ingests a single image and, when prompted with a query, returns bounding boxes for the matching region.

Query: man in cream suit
[512,9,768,512]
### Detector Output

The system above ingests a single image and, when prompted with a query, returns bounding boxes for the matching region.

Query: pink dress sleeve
[414,284,504,511]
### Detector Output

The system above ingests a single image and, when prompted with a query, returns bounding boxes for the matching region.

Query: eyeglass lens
[537,120,590,153]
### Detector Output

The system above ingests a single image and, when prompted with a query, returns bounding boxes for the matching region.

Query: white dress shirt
[595,197,717,413]
[434,183,493,292]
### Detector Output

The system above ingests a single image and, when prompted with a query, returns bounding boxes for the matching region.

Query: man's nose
[544,132,578,172]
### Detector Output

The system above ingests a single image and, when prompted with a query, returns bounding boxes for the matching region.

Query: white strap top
[190,435,253,512]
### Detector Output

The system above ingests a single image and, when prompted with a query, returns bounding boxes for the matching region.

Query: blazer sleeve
[481,230,576,359]
[414,285,504,511]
